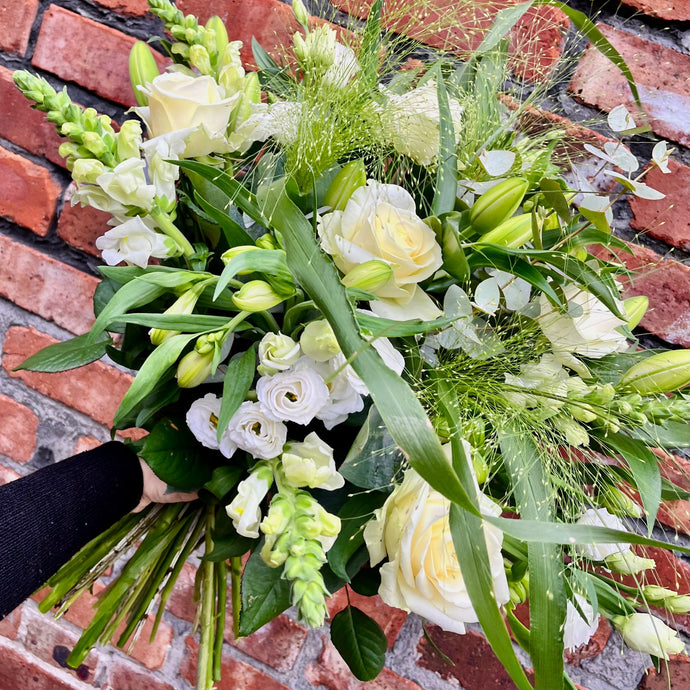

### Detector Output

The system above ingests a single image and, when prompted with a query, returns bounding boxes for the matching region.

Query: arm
[0,441,143,619]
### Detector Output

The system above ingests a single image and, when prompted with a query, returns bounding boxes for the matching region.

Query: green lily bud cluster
[260,486,340,628]
[469,177,529,235]
[176,330,228,387]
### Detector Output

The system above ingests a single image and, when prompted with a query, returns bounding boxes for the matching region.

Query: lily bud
[242,71,261,105]
[612,613,685,660]
[300,320,340,362]
[476,213,533,248]
[116,120,143,161]
[256,233,279,250]
[619,349,690,395]
[221,245,261,274]
[469,177,529,234]
[150,285,205,345]
[624,296,649,330]
[341,260,393,292]
[233,280,284,312]
[439,217,470,283]
[176,348,214,388]
[129,41,160,107]
[71,158,106,185]
[324,160,366,212]
[604,551,655,575]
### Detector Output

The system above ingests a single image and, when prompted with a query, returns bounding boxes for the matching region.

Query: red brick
[0,235,98,336]
[0,464,21,485]
[93,0,150,16]
[57,188,110,257]
[638,654,690,689]
[104,659,175,690]
[59,581,104,630]
[417,626,524,690]
[305,636,422,690]
[72,436,102,455]
[570,24,690,148]
[0,604,23,641]
[591,242,690,348]
[0,146,60,236]
[166,561,198,623]
[0,0,38,54]
[2,327,133,427]
[32,6,168,108]
[0,636,85,690]
[181,637,291,690]
[0,394,39,463]
[621,0,690,20]
[629,159,690,252]
[326,589,407,649]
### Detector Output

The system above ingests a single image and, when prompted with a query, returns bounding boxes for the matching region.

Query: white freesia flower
[537,285,628,358]
[141,129,191,203]
[221,401,287,460]
[363,459,509,634]
[614,613,686,660]
[257,332,301,375]
[375,80,463,166]
[256,367,330,425]
[95,216,172,268]
[572,507,630,561]
[281,432,344,490]
[96,158,155,211]
[564,594,600,650]
[226,465,273,538]
[319,180,442,320]
[135,72,239,157]
[185,393,222,451]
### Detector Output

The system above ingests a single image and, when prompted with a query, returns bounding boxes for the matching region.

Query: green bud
[612,613,685,660]
[129,41,160,107]
[80,131,106,157]
[439,217,470,283]
[233,280,285,312]
[597,485,643,519]
[61,122,84,142]
[469,178,529,234]
[205,16,229,56]
[665,594,690,614]
[256,233,279,250]
[620,350,690,395]
[624,295,649,330]
[472,451,490,485]
[150,284,205,345]
[116,120,143,161]
[509,580,527,605]
[58,141,81,161]
[221,245,261,274]
[292,0,310,28]
[176,348,214,388]
[71,158,106,185]
[604,551,655,575]
[341,260,393,292]
[476,213,533,248]
[300,320,340,362]
[642,585,678,605]
[189,44,212,75]
[324,160,367,212]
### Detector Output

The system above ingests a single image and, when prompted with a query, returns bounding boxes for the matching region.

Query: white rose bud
[613,613,686,660]
[281,432,345,490]
[226,463,274,538]
[256,368,329,425]
[221,401,287,460]
[258,332,301,376]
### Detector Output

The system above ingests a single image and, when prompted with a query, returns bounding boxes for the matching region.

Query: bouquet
[13,0,690,688]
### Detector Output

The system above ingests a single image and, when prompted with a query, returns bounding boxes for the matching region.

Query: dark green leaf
[218,348,256,442]
[627,421,690,449]
[116,313,233,331]
[193,189,254,247]
[204,465,243,500]
[330,606,387,681]
[431,76,457,216]
[13,332,111,373]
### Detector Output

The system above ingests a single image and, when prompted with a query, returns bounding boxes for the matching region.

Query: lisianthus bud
[604,551,655,575]
[476,213,533,248]
[281,432,344,490]
[300,320,340,362]
[233,280,284,311]
[612,613,685,660]
[129,41,160,107]
[323,160,367,212]
[226,463,274,538]
[258,332,301,376]
[642,585,679,605]
[470,178,529,234]
[341,260,393,292]
[597,485,643,519]
[71,158,106,184]
[292,0,310,27]
[619,350,690,395]
[665,595,690,614]
[624,296,649,330]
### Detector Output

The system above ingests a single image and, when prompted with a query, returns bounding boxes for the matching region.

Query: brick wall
[1,0,690,688]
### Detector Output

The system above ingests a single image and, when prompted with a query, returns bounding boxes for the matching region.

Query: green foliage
[330,606,387,681]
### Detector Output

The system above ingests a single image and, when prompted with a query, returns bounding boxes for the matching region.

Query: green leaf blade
[330,606,387,681]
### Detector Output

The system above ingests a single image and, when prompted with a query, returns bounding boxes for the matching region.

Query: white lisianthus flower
[226,464,273,538]
[185,393,222,451]
[96,158,156,211]
[333,337,405,397]
[375,80,463,166]
[135,72,240,157]
[95,216,173,268]
[281,432,344,490]
[256,366,329,425]
[221,401,288,460]
[318,180,442,321]
[141,129,191,204]
[572,507,630,561]
[537,285,628,358]
[257,332,301,376]
[363,462,509,634]
[563,594,600,651]
[614,613,686,660]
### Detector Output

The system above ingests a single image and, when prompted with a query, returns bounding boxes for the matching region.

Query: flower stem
[150,206,195,258]
[230,556,242,639]
[197,509,216,690]
[213,560,227,681]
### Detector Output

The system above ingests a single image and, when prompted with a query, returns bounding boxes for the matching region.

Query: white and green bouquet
[13,0,690,688]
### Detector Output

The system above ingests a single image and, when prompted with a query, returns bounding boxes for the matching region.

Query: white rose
[375,80,463,166]
[96,158,156,211]
[226,465,273,538]
[363,466,509,634]
[95,216,172,268]
[564,594,600,651]
[221,401,287,460]
[185,393,222,451]
[538,285,628,358]
[256,367,329,425]
[136,72,240,158]
[572,507,630,561]
[281,432,344,490]
[257,332,301,376]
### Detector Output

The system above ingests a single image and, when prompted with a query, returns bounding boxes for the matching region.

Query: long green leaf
[115,313,233,331]
[476,1,533,55]
[14,332,111,373]
[193,189,254,247]
[214,249,292,299]
[431,75,457,216]
[217,348,256,442]
[359,0,383,88]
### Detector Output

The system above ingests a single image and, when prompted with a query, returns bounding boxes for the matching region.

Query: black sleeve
[0,441,144,619]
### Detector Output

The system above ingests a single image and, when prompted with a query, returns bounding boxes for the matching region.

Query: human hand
[132,458,199,513]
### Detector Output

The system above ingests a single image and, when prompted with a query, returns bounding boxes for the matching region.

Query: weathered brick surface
[0,464,21,485]
[621,0,690,20]
[0,0,38,55]
[2,327,133,427]
[0,235,98,335]
[104,659,176,690]
[32,6,167,107]
[0,605,23,641]
[93,0,150,16]
[638,654,690,688]
[57,189,110,257]
[570,24,690,147]
[0,394,39,463]
[0,146,60,236]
